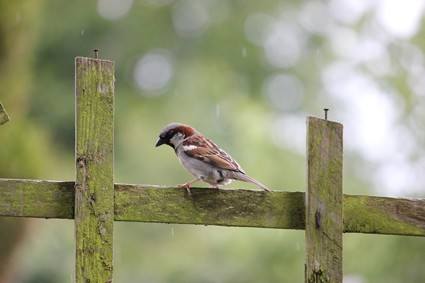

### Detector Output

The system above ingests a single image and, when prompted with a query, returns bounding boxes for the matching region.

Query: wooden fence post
[305,116,343,282]
[75,56,115,282]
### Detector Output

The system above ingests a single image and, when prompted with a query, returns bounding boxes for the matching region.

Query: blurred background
[1,0,425,282]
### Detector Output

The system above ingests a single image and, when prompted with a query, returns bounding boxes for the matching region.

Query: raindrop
[81,29,84,36]
[171,227,174,237]
[216,104,220,117]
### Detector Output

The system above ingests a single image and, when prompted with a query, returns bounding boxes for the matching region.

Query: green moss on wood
[0,179,74,218]
[114,184,305,229]
[305,117,344,283]
[344,195,425,236]
[1,179,424,237]
[74,57,115,283]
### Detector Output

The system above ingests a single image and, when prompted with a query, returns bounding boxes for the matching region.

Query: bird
[155,123,272,195]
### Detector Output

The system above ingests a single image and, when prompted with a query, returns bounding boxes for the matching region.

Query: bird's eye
[167,130,175,138]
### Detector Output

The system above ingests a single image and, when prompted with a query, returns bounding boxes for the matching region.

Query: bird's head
[155,123,197,149]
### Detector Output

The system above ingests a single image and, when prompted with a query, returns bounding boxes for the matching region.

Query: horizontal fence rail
[1,178,424,236]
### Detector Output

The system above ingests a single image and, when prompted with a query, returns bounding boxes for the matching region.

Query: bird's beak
[155,137,165,147]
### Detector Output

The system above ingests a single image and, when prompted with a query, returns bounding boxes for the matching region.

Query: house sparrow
[155,123,272,194]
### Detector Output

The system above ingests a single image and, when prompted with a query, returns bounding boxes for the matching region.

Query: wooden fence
[0,56,424,282]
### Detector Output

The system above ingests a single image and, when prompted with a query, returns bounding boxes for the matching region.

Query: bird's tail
[237,173,272,192]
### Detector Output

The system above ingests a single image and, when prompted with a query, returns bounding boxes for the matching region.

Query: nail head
[324,108,329,120]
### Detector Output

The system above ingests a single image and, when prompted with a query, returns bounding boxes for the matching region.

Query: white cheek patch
[183,145,197,151]
[170,132,184,147]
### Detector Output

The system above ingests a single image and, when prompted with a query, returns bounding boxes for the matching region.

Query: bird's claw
[178,183,192,195]
[177,178,200,196]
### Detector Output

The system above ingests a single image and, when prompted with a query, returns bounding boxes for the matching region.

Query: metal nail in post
[324,108,329,120]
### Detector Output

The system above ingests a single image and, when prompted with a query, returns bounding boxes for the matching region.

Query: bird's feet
[177,178,199,196]
[178,183,192,195]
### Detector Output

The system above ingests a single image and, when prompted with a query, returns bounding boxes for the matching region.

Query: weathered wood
[1,179,424,236]
[0,179,74,218]
[0,102,10,125]
[305,117,343,283]
[114,184,305,229]
[344,195,425,236]
[75,56,114,283]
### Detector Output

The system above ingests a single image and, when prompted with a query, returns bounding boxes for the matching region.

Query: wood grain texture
[114,184,305,229]
[74,56,114,283]
[305,116,343,283]
[1,179,424,237]
[0,179,74,218]
[344,195,425,236]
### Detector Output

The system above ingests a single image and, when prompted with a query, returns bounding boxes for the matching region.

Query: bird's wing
[181,135,245,173]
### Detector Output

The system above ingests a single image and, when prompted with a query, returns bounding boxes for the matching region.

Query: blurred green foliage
[1,0,425,282]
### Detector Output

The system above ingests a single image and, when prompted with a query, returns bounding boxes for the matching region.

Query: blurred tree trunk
[0,1,44,282]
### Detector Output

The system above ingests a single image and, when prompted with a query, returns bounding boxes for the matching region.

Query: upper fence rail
[1,178,424,236]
